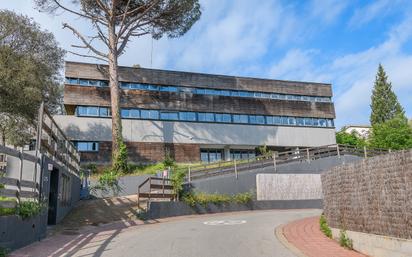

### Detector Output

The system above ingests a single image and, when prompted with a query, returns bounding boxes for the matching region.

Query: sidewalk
[280,216,367,257]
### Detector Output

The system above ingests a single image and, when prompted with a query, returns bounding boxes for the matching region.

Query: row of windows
[73,141,99,152]
[200,149,257,163]
[66,77,332,103]
[76,106,335,127]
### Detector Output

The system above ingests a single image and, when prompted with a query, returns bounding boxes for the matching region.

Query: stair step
[138,193,175,199]
[150,184,173,190]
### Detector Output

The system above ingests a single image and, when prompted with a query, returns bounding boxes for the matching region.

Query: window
[129,109,139,118]
[179,112,197,121]
[319,119,327,127]
[76,142,99,152]
[249,115,265,124]
[230,149,254,160]
[281,117,288,125]
[99,107,110,117]
[88,80,99,86]
[79,79,89,86]
[141,110,159,119]
[327,119,334,127]
[160,112,179,120]
[231,91,240,97]
[160,86,178,92]
[198,113,214,122]
[147,85,159,91]
[270,94,279,99]
[296,118,304,126]
[288,117,296,125]
[195,88,206,94]
[266,116,274,125]
[66,78,78,84]
[77,106,88,116]
[215,113,231,123]
[273,116,281,124]
[233,114,248,123]
[239,91,253,97]
[200,149,223,163]
[121,109,130,118]
[100,80,109,87]
[221,90,230,96]
[278,94,286,100]
[304,118,313,126]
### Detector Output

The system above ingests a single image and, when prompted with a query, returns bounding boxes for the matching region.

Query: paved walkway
[282,216,368,257]
[11,209,321,257]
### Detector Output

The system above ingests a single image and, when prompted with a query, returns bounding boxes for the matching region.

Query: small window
[261,93,270,98]
[233,114,248,123]
[76,142,99,152]
[130,83,141,89]
[221,90,230,96]
[281,117,288,125]
[130,109,140,118]
[254,92,262,98]
[179,112,197,121]
[147,85,159,91]
[286,95,294,100]
[266,116,274,125]
[121,109,130,118]
[270,94,279,99]
[99,107,109,117]
[87,107,98,116]
[278,94,286,100]
[296,118,304,126]
[304,118,313,126]
[66,78,79,84]
[312,118,319,126]
[160,86,178,92]
[195,88,206,94]
[89,80,99,86]
[250,115,265,124]
[198,113,215,122]
[141,110,159,119]
[319,119,327,127]
[273,116,281,124]
[79,79,89,86]
[215,113,231,123]
[100,80,109,87]
[77,106,88,116]
[327,119,334,127]
[288,117,296,125]
[160,112,179,120]
[231,91,240,97]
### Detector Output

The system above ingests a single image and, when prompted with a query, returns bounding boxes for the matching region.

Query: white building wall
[53,115,336,147]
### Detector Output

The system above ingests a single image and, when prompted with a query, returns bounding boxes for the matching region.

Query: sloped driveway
[11,209,321,257]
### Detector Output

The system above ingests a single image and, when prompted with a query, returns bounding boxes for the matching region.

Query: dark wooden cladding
[65,61,333,97]
[64,85,336,118]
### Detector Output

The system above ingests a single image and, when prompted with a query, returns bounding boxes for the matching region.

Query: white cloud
[348,0,402,28]
[309,0,348,24]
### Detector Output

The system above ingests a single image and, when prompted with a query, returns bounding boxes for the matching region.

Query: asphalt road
[68,209,321,257]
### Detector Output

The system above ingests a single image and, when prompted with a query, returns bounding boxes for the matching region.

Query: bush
[0,196,16,216]
[17,201,43,219]
[112,140,129,174]
[319,215,332,238]
[171,169,187,198]
[183,192,254,207]
[91,169,123,196]
[339,229,353,249]
[0,247,8,257]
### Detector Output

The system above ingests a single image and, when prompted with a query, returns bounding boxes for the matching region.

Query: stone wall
[321,150,412,239]
[256,174,322,200]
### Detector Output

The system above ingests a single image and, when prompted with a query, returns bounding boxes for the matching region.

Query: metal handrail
[188,144,390,180]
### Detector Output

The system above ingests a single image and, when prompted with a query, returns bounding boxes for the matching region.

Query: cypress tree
[370,64,405,125]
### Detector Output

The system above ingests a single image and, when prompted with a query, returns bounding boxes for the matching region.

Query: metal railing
[186,144,389,180]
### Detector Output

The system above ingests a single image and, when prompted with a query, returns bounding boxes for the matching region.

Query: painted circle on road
[203,220,247,226]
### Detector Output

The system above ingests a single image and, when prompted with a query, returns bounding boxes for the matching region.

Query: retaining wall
[321,150,412,239]
[146,200,322,219]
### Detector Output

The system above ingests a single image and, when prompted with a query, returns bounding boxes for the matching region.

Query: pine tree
[370,64,405,125]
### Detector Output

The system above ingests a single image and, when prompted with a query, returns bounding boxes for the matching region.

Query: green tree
[0,10,64,146]
[34,0,201,172]
[370,64,405,125]
[335,130,366,147]
[369,115,412,150]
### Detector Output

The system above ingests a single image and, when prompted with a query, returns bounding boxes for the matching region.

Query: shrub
[0,197,16,216]
[0,183,4,189]
[320,215,332,238]
[171,169,187,198]
[17,201,43,219]
[339,229,353,249]
[0,247,8,257]
[91,169,123,196]
[183,192,254,207]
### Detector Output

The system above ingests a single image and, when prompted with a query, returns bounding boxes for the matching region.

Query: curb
[275,224,307,257]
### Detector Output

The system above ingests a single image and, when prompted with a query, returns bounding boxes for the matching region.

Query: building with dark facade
[54,61,336,164]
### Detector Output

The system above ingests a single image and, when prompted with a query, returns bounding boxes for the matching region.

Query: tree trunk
[108,23,123,163]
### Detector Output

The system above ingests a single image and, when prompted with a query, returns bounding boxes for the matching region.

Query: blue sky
[1,0,411,128]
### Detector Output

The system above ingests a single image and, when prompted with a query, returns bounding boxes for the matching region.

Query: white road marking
[203,220,247,226]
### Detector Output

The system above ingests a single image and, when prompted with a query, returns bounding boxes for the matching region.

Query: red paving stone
[282,216,368,257]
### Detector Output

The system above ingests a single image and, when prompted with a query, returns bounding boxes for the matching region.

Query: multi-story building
[54,61,336,164]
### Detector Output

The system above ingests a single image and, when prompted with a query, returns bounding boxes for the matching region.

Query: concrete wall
[256,174,322,200]
[331,228,412,257]
[322,150,412,239]
[54,115,336,147]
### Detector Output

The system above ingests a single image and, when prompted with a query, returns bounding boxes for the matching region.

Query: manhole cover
[203,220,247,226]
